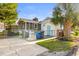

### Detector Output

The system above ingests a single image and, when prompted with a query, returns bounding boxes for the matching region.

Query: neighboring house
[0,22,5,32]
[41,17,61,37]
[5,20,19,34]
[11,23,19,33]
[0,21,19,35]
[0,22,5,38]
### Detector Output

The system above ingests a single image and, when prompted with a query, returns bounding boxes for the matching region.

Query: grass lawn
[37,39,75,52]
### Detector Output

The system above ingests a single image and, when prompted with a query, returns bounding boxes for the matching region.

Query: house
[41,17,61,37]
[17,17,61,40]
[17,18,41,40]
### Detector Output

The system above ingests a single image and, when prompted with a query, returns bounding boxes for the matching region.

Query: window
[38,24,41,30]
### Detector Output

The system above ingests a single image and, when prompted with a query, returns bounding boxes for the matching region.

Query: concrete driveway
[0,37,48,56]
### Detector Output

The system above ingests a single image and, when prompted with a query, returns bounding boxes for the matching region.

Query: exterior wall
[11,25,19,33]
[18,18,61,39]
[18,20,41,40]
[41,19,61,37]
[0,22,5,32]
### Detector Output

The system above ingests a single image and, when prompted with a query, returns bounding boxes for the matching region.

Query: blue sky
[17,3,57,21]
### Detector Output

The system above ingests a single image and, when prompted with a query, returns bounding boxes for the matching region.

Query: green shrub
[71,30,79,37]
[74,31,79,36]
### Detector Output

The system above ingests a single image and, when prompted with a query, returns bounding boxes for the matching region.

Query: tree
[51,3,78,40]
[0,3,17,35]
[0,3,17,22]
[60,3,78,38]
[51,6,64,30]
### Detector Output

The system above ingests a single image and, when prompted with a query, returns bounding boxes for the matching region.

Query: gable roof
[17,18,40,24]
[41,17,52,24]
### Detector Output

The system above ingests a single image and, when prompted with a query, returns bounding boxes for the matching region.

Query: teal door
[47,25,51,36]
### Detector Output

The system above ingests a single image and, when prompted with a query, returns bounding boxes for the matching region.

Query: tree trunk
[64,19,72,38]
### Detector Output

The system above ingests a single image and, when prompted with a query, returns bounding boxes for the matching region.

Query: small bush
[71,30,79,36]
[73,31,79,36]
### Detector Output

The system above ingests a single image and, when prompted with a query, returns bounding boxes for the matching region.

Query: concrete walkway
[0,37,48,56]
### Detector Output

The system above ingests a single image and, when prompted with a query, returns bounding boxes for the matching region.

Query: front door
[47,25,51,36]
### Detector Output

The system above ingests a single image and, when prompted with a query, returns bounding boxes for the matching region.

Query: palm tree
[60,3,78,38]
[51,6,64,38]
[51,3,78,39]
[51,6,64,30]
